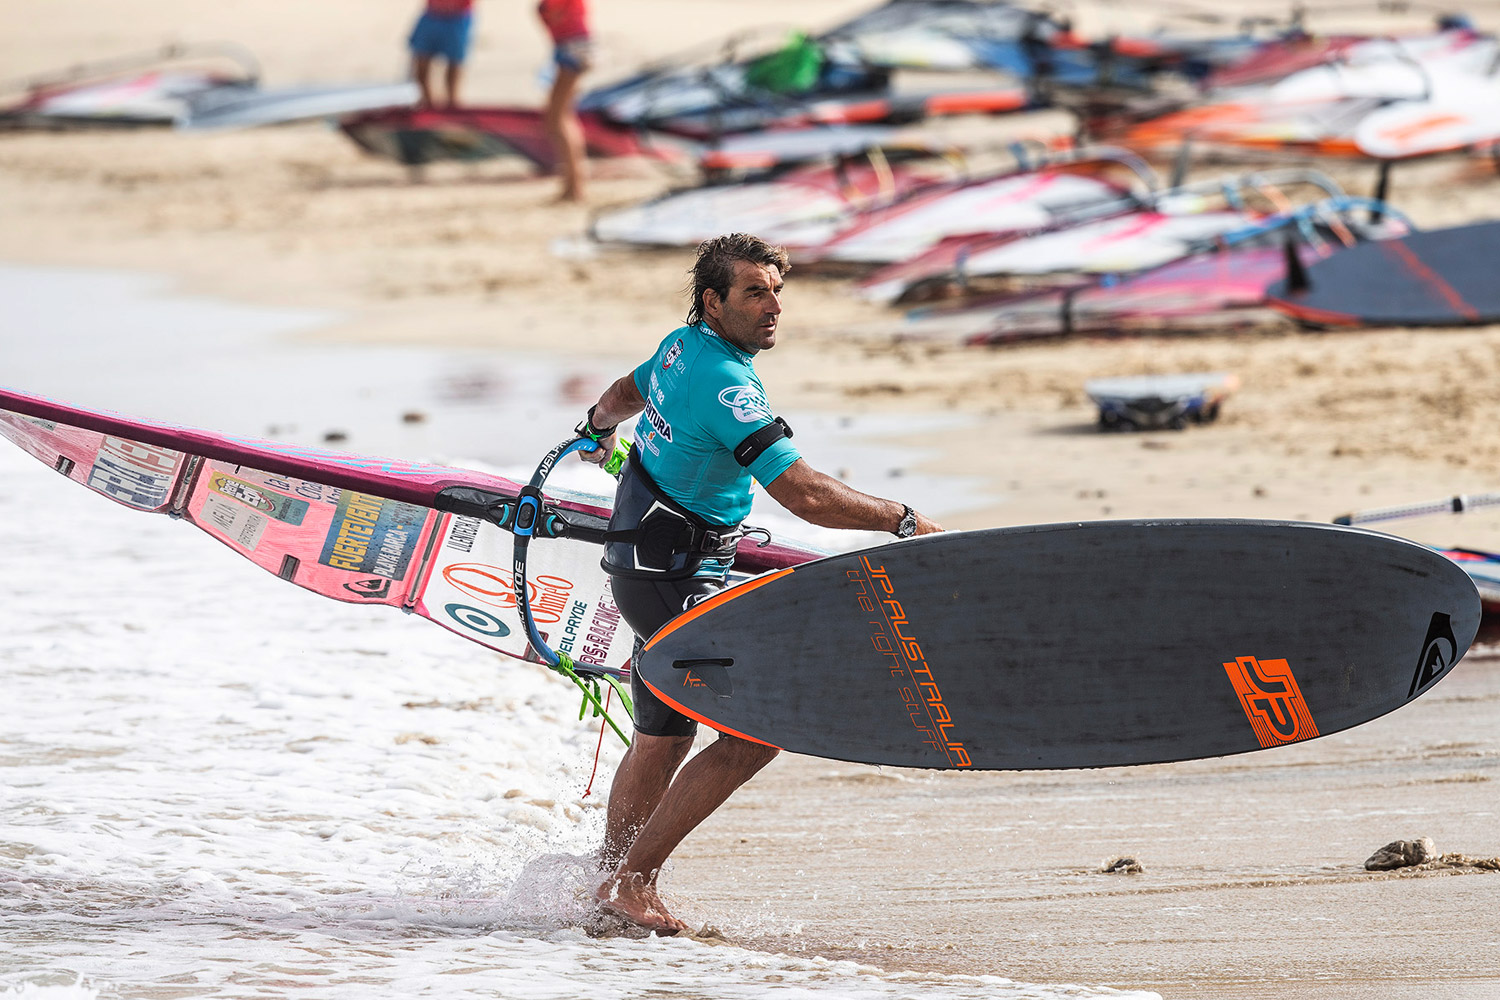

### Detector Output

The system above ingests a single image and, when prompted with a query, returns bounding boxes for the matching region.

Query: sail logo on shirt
[718,385,772,424]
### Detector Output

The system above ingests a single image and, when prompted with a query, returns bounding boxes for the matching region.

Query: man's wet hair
[687,233,790,325]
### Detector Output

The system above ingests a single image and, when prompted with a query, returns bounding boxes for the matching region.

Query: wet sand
[4,1,1500,997]
[671,649,1500,998]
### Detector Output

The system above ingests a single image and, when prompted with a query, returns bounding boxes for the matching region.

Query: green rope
[553,652,633,747]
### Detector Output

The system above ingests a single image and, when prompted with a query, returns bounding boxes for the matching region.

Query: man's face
[704,260,784,353]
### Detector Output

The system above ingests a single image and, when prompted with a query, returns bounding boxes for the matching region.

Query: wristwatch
[895,504,918,538]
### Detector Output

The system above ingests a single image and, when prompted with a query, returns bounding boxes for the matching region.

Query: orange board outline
[642,567,794,652]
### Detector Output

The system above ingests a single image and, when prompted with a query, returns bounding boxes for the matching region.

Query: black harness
[602,417,793,580]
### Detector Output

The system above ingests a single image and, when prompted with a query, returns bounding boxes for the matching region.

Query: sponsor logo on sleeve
[718,385,773,424]
[1223,655,1319,748]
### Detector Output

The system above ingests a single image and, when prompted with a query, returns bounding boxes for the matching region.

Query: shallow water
[0,443,1159,999]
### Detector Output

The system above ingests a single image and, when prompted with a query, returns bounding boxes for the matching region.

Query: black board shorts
[612,573,725,738]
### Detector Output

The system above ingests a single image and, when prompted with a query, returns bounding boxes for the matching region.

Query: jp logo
[718,385,773,424]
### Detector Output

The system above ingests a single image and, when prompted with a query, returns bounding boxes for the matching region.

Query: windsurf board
[1085,372,1239,430]
[638,520,1480,769]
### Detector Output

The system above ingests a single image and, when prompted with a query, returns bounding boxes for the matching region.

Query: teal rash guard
[630,322,801,526]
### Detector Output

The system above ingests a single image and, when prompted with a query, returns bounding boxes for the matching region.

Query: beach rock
[1101,856,1143,874]
[1364,837,1437,870]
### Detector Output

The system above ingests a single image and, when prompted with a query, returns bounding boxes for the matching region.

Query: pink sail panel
[0,385,575,514]
[0,409,188,513]
[0,389,632,672]
[0,385,828,678]
[185,463,439,610]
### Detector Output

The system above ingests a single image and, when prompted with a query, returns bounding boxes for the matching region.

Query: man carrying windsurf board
[576,233,943,934]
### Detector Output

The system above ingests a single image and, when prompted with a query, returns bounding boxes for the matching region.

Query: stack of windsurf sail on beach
[0,42,419,131]
[494,0,1500,344]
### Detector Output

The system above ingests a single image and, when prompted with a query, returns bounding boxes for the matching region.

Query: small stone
[1364,837,1437,871]
[1102,856,1143,874]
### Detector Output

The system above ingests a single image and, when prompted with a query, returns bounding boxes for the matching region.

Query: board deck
[638,520,1480,770]
[1267,221,1500,327]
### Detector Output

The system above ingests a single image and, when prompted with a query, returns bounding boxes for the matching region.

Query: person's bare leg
[443,60,462,108]
[544,65,587,202]
[412,55,435,109]
[600,731,695,871]
[597,734,779,934]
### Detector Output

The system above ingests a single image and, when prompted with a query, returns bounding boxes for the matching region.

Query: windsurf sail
[0,387,823,680]
[1354,74,1500,159]
[644,86,1034,140]
[576,3,1044,138]
[589,155,945,250]
[860,166,1347,305]
[1267,220,1500,327]
[800,145,1155,268]
[900,195,1411,342]
[1116,24,1498,156]
[0,44,259,130]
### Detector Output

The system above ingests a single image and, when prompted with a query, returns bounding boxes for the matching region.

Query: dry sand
[3,1,1500,996]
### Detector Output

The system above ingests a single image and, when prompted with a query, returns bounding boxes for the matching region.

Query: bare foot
[595,871,688,936]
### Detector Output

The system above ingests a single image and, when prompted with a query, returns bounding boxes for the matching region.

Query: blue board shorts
[553,37,594,73]
[409,12,473,63]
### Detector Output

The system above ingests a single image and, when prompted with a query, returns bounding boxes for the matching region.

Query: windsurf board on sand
[0,386,823,680]
[339,106,673,169]
[638,521,1479,769]
[1085,372,1238,431]
[1267,220,1500,327]
[179,81,418,131]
